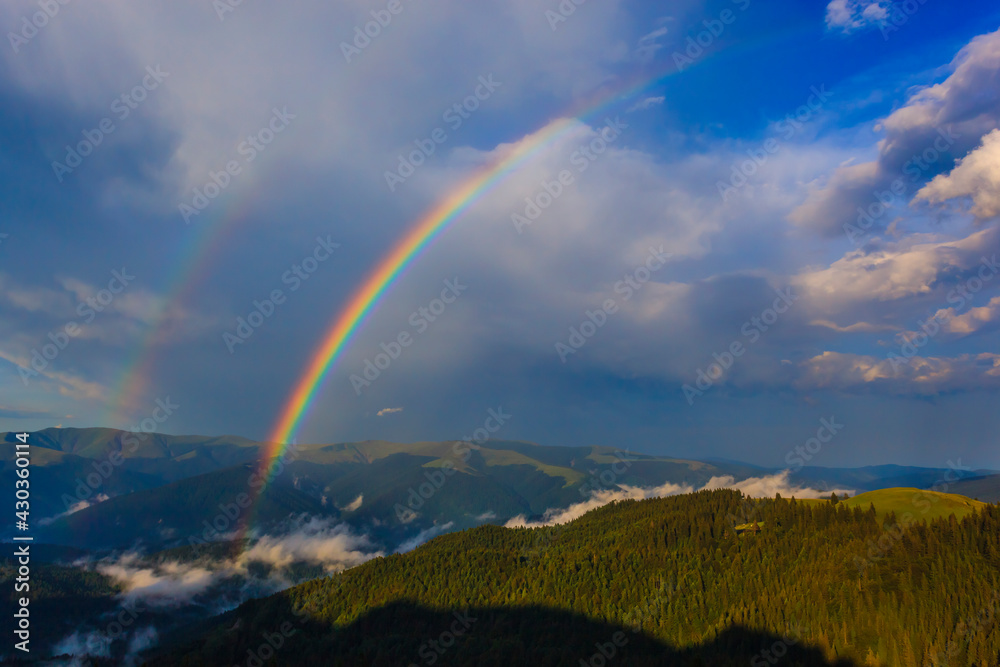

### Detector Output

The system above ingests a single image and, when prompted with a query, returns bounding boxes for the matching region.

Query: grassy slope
[479,448,585,487]
[841,487,987,522]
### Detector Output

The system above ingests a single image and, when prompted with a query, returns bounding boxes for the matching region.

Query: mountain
[5,429,764,550]
[0,556,123,657]
[948,474,1000,503]
[789,464,1000,493]
[0,428,265,524]
[8,481,996,662]
[36,465,331,550]
[7,428,998,553]
[147,490,1000,666]
[839,487,988,522]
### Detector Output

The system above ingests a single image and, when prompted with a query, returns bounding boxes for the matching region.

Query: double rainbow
[107,17,807,493]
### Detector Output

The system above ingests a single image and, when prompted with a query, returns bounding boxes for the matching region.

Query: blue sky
[1,0,999,468]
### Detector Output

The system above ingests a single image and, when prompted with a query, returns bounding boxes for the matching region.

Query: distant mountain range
[3,427,999,664]
[3,427,999,552]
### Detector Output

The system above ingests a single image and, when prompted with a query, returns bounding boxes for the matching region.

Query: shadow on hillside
[145,599,859,667]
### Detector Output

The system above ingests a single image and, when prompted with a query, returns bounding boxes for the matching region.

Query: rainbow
[260,117,582,473]
[107,15,819,494]
[105,175,265,426]
[258,42,758,472]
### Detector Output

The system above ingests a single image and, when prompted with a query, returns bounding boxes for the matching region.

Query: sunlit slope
[149,491,1000,667]
[842,487,987,522]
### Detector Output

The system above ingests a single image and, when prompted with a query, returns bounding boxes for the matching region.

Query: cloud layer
[505,472,853,528]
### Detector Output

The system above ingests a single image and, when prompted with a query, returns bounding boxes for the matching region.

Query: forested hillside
[150,490,1000,666]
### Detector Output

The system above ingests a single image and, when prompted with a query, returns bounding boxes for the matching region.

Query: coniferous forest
[149,490,1000,666]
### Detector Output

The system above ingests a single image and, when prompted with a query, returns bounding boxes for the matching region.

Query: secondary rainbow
[104,185,263,427]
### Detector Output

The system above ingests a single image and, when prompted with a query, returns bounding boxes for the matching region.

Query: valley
[2,428,998,664]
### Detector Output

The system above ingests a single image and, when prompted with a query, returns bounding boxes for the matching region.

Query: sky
[1,0,999,469]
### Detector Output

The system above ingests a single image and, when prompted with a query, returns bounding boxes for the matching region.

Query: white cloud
[793,226,1000,307]
[0,0,657,203]
[825,0,891,33]
[627,96,665,113]
[92,517,382,609]
[377,407,403,417]
[928,296,1000,336]
[398,522,454,552]
[240,516,378,571]
[809,319,899,333]
[701,471,852,499]
[39,494,110,526]
[915,128,1000,221]
[796,351,1000,394]
[790,27,1000,235]
[634,27,669,63]
[505,472,851,528]
[53,631,112,661]
[340,493,364,511]
[0,347,107,401]
[98,556,218,608]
